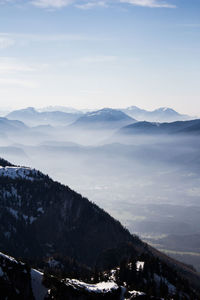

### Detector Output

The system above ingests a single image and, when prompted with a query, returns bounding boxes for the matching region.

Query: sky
[0,0,200,116]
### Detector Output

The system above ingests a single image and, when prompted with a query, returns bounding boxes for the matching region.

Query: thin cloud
[0,78,37,88]
[31,0,74,8]
[76,1,108,10]
[0,37,15,49]
[120,0,176,8]
[0,32,105,43]
[0,0,176,9]
[0,57,44,89]
[80,55,117,63]
[55,55,117,68]
[0,57,41,74]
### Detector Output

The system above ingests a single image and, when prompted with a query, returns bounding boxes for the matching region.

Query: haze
[1,105,200,272]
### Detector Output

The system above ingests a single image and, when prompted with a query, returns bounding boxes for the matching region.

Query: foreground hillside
[0,158,141,268]
[0,249,199,299]
[0,157,200,299]
[0,251,123,300]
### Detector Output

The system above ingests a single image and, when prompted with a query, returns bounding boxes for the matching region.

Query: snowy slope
[0,251,124,300]
[0,166,42,180]
[31,269,48,300]
[65,278,119,294]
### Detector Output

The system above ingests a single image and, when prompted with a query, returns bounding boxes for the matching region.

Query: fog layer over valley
[1,106,200,271]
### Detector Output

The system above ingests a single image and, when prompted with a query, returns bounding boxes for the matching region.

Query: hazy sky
[0,0,199,115]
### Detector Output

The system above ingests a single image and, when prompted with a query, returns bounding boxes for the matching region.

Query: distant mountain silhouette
[119,119,200,135]
[70,108,136,130]
[121,106,191,122]
[6,107,82,127]
[38,106,83,114]
[0,117,28,137]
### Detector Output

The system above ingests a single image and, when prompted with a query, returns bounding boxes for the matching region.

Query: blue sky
[0,0,199,115]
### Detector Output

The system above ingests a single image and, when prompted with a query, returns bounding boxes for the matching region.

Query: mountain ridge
[0,158,140,267]
[118,119,200,135]
[69,108,136,130]
[6,107,82,127]
[0,157,200,299]
[121,106,191,122]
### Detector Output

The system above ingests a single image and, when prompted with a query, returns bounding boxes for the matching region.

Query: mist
[1,110,200,270]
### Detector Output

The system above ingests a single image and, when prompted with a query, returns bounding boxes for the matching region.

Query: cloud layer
[0,37,15,49]
[120,0,176,8]
[31,0,74,8]
[0,0,176,9]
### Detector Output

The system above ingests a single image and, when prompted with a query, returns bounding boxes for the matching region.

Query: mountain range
[5,107,135,132]
[121,106,191,122]
[5,106,193,128]
[6,107,82,127]
[3,111,200,138]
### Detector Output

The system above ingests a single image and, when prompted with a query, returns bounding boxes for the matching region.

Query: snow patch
[37,207,44,214]
[30,216,37,224]
[0,166,41,181]
[65,279,118,294]
[31,269,48,300]
[136,261,144,271]
[0,252,18,264]
[7,208,18,219]
[22,214,37,224]
[129,290,146,296]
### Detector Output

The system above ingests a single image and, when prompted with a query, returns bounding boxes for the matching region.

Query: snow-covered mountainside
[0,251,125,300]
[0,166,42,181]
[1,250,154,300]
[0,249,198,300]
